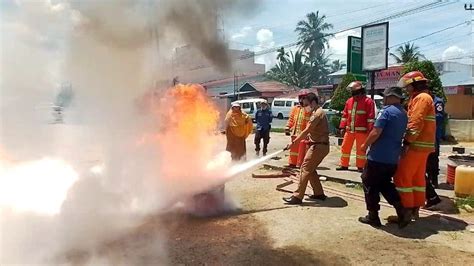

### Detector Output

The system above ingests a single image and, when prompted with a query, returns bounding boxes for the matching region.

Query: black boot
[411,207,420,221]
[425,196,441,209]
[358,211,382,227]
[283,196,303,205]
[393,202,411,229]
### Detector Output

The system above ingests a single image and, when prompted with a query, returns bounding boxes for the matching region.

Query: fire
[161,83,219,143]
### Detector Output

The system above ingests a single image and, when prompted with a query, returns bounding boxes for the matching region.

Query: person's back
[368,104,408,165]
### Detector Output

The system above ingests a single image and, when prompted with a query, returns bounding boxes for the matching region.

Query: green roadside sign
[347,36,366,82]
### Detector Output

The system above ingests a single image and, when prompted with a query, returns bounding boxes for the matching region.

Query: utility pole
[465,3,474,77]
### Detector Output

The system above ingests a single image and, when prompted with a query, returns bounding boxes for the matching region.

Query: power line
[390,20,472,48]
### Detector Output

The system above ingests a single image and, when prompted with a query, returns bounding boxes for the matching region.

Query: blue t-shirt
[368,104,408,165]
[256,109,273,131]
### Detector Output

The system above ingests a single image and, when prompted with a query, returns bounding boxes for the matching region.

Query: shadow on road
[300,196,348,208]
[381,215,467,239]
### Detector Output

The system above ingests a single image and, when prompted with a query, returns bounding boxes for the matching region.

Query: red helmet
[397,71,428,88]
[298,89,311,97]
[346,81,364,92]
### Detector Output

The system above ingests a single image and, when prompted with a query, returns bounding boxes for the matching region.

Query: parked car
[231,98,267,121]
[271,97,299,119]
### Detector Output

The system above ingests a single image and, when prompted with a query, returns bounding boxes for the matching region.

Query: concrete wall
[446,94,474,119]
[448,119,474,141]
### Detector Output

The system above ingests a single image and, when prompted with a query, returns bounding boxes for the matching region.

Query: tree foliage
[295,11,333,59]
[402,60,446,102]
[266,11,333,88]
[266,49,313,89]
[390,42,425,64]
[330,59,346,73]
[330,73,356,111]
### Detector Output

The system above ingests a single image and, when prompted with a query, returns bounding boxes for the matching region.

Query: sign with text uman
[361,22,389,71]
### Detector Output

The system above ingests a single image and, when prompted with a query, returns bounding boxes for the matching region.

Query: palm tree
[276,47,289,63]
[295,11,333,60]
[390,42,425,64]
[330,59,346,73]
[266,50,313,89]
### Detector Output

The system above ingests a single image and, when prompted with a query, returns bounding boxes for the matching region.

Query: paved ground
[5,125,473,265]
[79,132,474,265]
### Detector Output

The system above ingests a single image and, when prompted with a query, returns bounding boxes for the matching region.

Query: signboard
[347,36,362,74]
[444,86,463,95]
[366,66,402,91]
[362,22,389,71]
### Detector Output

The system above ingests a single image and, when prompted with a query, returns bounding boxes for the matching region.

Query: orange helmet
[346,81,364,92]
[397,71,428,88]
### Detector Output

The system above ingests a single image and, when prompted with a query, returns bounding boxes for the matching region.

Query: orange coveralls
[286,105,311,166]
[394,91,436,208]
[339,96,375,168]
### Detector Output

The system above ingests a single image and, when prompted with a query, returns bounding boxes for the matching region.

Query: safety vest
[405,91,436,152]
[339,96,375,133]
[287,105,311,136]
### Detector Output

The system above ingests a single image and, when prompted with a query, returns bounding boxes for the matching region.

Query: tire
[277,113,284,119]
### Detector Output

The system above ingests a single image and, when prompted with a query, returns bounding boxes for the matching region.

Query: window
[322,102,330,109]
[242,102,251,109]
[273,101,284,107]
[286,101,293,107]
[293,102,299,106]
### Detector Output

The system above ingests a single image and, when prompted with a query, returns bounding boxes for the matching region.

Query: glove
[284,127,291,136]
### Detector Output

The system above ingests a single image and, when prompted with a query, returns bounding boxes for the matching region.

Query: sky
[224,0,474,69]
[0,0,472,75]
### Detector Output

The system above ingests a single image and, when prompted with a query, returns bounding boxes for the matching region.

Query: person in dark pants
[424,95,445,208]
[254,100,273,156]
[359,87,411,228]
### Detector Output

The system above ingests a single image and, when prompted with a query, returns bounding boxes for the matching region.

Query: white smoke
[0,0,258,264]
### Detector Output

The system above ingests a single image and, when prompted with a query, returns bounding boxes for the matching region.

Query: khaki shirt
[307,107,330,143]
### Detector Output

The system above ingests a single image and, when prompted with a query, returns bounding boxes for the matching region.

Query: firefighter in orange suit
[285,89,311,168]
[337,81,375,172]
[394,71,436,219]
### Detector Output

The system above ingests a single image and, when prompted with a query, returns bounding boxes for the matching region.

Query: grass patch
[454,197,474,212]
[455,197,474,208]
[270,128,286,133]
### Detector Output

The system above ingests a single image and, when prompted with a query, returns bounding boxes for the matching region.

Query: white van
[231,98,267,121]
[271,97,299,119]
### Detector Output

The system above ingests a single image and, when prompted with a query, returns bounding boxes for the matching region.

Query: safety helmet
[346,81,364,92]
[397,71,428,88]
[298,89,311,97]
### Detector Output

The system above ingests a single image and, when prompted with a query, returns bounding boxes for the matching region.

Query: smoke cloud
[0,0,258,264]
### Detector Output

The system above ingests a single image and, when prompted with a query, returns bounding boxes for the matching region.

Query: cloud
[254,28,275,70]
[231,26,252,40]
[327,29,360,63]
[442,45,466,60]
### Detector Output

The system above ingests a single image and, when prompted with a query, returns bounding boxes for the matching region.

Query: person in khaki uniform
[283,93,330,205]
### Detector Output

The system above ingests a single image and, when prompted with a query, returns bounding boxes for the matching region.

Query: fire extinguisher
[296,139,309,167]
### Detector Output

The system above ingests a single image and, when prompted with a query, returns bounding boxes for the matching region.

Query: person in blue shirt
[254,100,273,156]
[358,87,411,228]
[424,95,445,208]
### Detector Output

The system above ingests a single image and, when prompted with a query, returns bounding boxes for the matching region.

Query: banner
[362,22,389,71]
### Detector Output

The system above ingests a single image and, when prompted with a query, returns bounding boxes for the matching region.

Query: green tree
[276,47,289,63]
[295,11,333,59]
[390,42,425,64]
[311,52,331,85]
[330,73,356,111]
[266,50,313,89]
[330,59,346,73]
[402,60,446,102]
